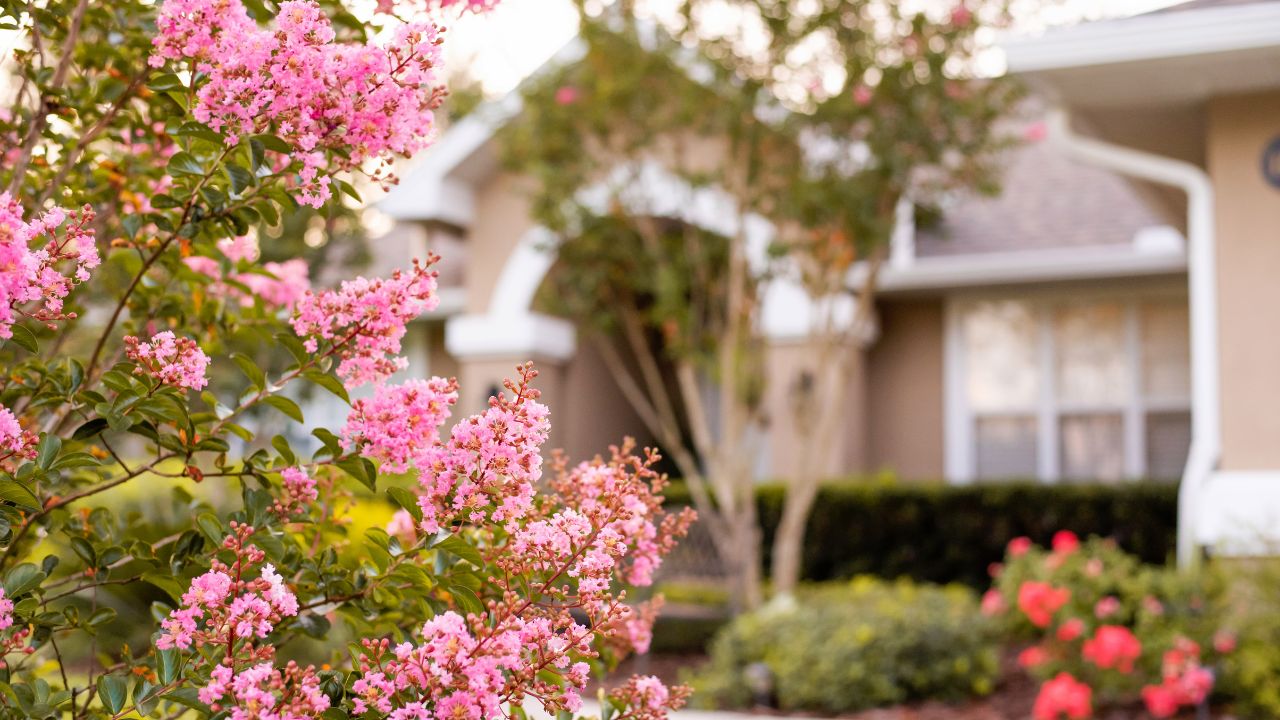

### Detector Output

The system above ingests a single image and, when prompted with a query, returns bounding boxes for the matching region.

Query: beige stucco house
[352,0,1280,563]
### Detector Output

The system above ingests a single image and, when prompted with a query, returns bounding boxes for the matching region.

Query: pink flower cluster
[1142,638,1215,718]
[124,331,211,390]
[0,589,12,631]
[200,661,330,720]
[0,406,36,464]
[271,467,318,518]
[162,525,330,719]
[1032,672,1091,720]
[0,193,99,339]
[341,377,458,473]
[149,0,446,206]
[184,237,311,312]
[414,365,548,533]
[374,0,500,16]
[608,675,691,720]
[291,259,438,388]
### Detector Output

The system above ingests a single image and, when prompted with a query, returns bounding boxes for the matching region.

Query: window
[947,296,1190,483]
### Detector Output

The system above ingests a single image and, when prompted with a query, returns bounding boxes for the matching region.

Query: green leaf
[226,162,254,194]
[435,535,484,569]
[336,457,376,491]
[35,435,60,471]
[263,396,303,423]
[157,647,181,684]
[230,352,265,389]
[303,370,349,404]
[447,584,484,616]
[70,418,108,441]
[196,513,224,545]
[4,564,45,598]
[168,151,205,176]
[142,572,185,603]
[147,73,185,92]
[69,537,96,568]
[49,452,99,471]
[8,324,37,353]
[252,134,292,153]
[387,487,423,523]
[272,435,296,465]
[0,481,40,511]
[97,675,127,714]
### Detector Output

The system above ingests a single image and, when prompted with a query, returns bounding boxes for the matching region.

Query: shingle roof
[914,139,1169,257]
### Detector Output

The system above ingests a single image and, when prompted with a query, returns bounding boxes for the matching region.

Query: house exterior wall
[866,299,946,481]
[1207,91,1280,471]
[761,340,868,480]
[464,172,538,314]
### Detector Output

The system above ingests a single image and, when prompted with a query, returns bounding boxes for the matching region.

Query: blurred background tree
[503,0,1024,609]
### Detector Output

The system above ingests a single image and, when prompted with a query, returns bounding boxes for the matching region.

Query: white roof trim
[1003,2,1280,73]
[858,242,1187,292]
[379,38,588,222]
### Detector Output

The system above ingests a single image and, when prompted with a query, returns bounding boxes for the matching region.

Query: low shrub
[1217,557,1280,719]
[691,577,999,713]
[664,480,1178,587]
[983,532,1230,719]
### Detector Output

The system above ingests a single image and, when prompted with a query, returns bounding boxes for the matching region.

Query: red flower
[1018,645,1049,668]
[1142,684,1179,718]
[1056,618,1085,642]
[988,561,1004,578]
[1051,530,1080,555]
[1082,625,1142,674]
[1008,536,1033,558]
[1018,581,1071,628]
[1032,673,1092,720]
[981,589,1006,616]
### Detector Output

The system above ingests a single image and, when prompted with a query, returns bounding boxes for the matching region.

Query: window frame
[944,286,1191,484]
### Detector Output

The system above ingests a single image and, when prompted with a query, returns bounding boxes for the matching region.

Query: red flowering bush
[985,533,1228,718]
[0,0,699,717]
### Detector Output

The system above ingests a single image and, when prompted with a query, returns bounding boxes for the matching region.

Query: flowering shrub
[0,0,698,717]
[984,533,1228,718]
[694,577,999,713]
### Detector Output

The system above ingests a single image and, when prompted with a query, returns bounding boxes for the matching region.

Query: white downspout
[1045,110,1218,568]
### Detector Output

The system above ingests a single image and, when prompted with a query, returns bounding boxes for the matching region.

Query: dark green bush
[665,480,1178,587]
[691,577,998,713]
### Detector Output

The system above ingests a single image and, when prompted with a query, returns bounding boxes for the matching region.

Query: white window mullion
[1124,302,1146,479]
[1037,305,1059,484]
[944,300,975,484]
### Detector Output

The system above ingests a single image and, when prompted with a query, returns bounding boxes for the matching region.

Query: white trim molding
[445,313,577,362]
[1194,472,1280,555]
[1003,2,1280,73]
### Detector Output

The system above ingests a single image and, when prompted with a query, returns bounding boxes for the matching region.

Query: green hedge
[665,480,1178,588]
[692,577,998,713]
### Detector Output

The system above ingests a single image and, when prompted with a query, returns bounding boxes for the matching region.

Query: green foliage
[1218,558,1280,718]
[692,577,999,713]
[664,480,1180,587]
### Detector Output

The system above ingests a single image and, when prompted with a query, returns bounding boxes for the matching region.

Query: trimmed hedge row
[664,480,1179,588]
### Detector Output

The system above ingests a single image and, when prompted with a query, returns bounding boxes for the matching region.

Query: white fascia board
[861,243,1187,293]
[379,37,588,222]
[1002,3,1280,73]
[445,312,577,362]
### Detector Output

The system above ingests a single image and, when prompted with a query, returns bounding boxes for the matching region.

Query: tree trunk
[770,480,818,597]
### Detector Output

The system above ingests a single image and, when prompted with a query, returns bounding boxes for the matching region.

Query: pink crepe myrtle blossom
[149,0,447,207]
[199,660,330,719]
[271,467,318,518]
[0,194,99,339]
[0,407,36,463]
[375,0,500,15]
[341,377,458,472]
[386,509,417,544]
[157,524,298,651]
[291,258,438,389]
[0,589,13,631]
[124,331,211,390]
[609,675,691,720]
[235,260,310,310]
[414,365,548,533]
